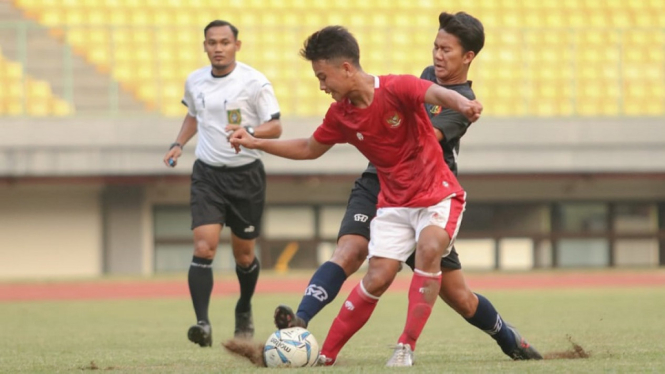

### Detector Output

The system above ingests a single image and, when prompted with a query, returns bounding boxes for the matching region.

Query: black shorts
[190,159,265,240]
[338,173,462,270]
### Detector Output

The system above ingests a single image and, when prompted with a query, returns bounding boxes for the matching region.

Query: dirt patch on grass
[222,338,266,367]
[543,335,590,359]
[78,361,116,370]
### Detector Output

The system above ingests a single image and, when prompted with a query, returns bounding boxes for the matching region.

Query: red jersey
[313,74,464,208]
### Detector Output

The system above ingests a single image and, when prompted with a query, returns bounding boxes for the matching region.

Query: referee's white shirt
[182,62,280,167]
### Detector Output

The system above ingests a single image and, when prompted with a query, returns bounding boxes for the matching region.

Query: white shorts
[367,193,466,262]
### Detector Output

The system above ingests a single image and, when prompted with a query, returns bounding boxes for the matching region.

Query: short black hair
[300,25,360,67]
[204,20,238,40]
[438,12,485,55]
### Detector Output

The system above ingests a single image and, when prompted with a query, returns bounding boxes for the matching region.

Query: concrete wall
[0,184,102,279]
[1,117,664,177]
[102,185,152,275]
[0,172,662,279]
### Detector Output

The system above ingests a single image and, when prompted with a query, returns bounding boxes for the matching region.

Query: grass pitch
[1,276,664,373]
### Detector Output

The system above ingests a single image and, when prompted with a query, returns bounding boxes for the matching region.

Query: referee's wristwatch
[169,142,182,150]
[244,126,256,137]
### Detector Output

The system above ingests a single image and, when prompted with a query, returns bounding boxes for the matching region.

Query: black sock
[465,293,516,353]
[235,256,260,314]
[188,256,213,324]
[296,261,348,324]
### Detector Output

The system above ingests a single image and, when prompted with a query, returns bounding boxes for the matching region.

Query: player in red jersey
[229,25,482,367]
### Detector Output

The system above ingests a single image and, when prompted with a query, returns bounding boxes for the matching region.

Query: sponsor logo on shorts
[305,284,329,302]
[356,132,364,141]
[354,214,369,222]
[244,225,255,233]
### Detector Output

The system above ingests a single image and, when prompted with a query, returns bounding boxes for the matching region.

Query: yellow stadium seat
[132,29,153,44]
[52,99,73,116]
[40,9,63,26]
[136,85,157,106]
[28,81,51,99]
[4,61,23,80]
[108,9,129,25]
[64,9,86,26]
[112,63,133,81]
[65,27,85,46]
[88,29,110,44]
[135,65,154,80]
[131,48,150,63]
[347,14,365,28]
[160,102,187,117]
[26,99,51,116]
[129,10,152,26]
[14,0,39,8]
[5,99,24,116]
[174,12,195,27]
[5,81,24,98]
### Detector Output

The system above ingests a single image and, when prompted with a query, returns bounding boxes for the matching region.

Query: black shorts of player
[190,159,265,240]
[338,172,462,270]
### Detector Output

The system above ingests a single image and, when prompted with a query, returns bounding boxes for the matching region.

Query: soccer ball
[263,327,320,368]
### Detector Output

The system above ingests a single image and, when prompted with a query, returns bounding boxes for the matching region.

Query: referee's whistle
[168,158,175,167]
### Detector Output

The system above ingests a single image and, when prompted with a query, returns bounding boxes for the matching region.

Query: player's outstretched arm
[424,84,483,123]
[229,129,333,160]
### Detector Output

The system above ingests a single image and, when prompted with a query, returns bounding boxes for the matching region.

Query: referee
[163,20,282,347]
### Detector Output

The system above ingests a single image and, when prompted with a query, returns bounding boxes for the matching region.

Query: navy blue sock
[188,256,213,323]
[296,261,348,324]
[465,293,516,353]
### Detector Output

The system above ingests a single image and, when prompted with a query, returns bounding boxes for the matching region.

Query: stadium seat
[11,0,665,117]
[0,49,74,116]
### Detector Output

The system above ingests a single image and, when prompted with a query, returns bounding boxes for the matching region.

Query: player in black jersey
[274,12,542,361]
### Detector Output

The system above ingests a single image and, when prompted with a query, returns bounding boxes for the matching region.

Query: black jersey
[361,66,475,177]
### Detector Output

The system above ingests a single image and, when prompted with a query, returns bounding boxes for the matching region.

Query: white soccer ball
[263,327,320,368]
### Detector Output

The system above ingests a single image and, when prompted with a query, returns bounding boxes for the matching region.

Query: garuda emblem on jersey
[429,105,442,115]
[385,111,402,128]
[227,109,242,125]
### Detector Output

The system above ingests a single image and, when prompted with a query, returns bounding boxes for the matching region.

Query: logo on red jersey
[430,105,442,115]
[385,112,403,128]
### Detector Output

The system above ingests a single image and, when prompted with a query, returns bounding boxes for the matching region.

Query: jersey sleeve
[394,74,434,111]
[312,107,346,145]
[253,81,281,123]
[181,78,196,117]
[431,109,471,143]
[430,84,475,142]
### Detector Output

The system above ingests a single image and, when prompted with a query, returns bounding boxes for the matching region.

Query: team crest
[429,105,442,115]
[227,109,242,125]
[385,111,403,128]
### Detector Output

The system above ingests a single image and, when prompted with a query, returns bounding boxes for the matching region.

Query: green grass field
[1,276,664,373]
